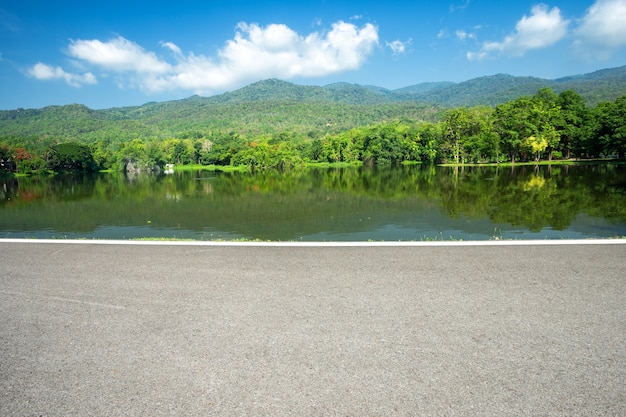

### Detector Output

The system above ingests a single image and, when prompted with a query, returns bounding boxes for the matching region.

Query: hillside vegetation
[0,66,625,174]
[1,65,625,144]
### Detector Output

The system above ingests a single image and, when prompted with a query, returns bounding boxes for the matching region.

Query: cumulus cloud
[28,62,97,87]
[467,4,569,60]
[386,39,411,55]
[68,36,172,74]
[29,20,379,95]
[574,0,626,58]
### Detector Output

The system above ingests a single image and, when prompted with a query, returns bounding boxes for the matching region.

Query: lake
[1,164,626,241]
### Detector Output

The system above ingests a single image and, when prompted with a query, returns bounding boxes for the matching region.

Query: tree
[442,108,467,164]
[441,107,495,163]
[321,132,352,163]
[610,96,626,159]
[494,97,546,163]
[522,135,548,162]
[91,141,115,170]
[46,142,97,172]
[463,107,497,163]
[359,122,416,165]
[114,139,156,172]
[14,147,32,174]
[203,132,247,166]
[306,138,324,162]
[0,143,15,172]
[416,122,443,163]
[558,90,589,159]
[531,88,563,160]
[232,138,304,171]
[595,96,626,158]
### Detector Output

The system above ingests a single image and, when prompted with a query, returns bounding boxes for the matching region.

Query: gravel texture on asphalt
[1,242,624,416]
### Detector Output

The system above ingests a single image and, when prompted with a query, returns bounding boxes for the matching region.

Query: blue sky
[1,0,625,109]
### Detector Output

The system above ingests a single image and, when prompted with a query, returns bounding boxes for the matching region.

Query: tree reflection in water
[1,164,625,240]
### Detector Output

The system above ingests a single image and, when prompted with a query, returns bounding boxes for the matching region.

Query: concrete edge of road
[1,238,625,247]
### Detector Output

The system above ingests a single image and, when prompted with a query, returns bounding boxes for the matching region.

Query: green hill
[401,74,549,107]
[1,65,625,145]
[551,65,626,105]
[397,66,626,106]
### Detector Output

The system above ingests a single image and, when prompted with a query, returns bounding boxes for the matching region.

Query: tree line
[1,88,624,174]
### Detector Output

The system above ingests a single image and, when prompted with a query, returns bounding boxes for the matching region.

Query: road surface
[1,240,625,416]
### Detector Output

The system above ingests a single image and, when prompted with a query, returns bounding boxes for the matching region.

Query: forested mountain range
[158,64,626,107]
[1,65,625,144]
[408,65,626,107]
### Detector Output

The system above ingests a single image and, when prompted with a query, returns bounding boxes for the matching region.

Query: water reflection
[1,164,625,240]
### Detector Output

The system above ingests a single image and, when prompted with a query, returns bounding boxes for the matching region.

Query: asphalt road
[1,240,625,416]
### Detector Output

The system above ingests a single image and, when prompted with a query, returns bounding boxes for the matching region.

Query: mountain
[321,82,391,104]
[1,65,625,144]
[161,65,625,108]
[392,66,626,106]
[551,65,626,105]
[401,74,549,107]
[393,82,456,97]
[208,79,330,103]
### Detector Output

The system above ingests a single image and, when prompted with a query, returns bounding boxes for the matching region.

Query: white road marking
[1,238,625,247]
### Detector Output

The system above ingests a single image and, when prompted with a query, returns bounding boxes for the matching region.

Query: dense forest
[1,67,625,174]
[0,88,625,174]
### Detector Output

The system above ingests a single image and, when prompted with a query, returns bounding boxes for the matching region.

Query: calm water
[1,164,626,241]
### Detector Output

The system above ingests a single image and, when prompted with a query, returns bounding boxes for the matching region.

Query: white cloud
[386,39,411,55]
[455,30,476,41]
[28,62,97,87]
[467,4,569,60]
[30,20,378,95]
[574,0,626,58]
[160,41,182,57]
[68,36,172,74]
